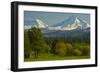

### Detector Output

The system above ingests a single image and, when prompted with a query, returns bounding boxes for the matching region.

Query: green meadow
[25,53,90,62]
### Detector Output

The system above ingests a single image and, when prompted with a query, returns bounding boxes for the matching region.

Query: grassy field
[24,53,90,62]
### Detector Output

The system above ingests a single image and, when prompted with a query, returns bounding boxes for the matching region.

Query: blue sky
[24,11,90,26]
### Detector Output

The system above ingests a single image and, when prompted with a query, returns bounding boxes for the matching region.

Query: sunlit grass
[24,53,90,62]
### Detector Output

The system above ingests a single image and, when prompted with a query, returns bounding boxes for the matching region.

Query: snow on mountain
[24,25,32,29]
[61,17,81,31]
[78,18,90,30]
[24,16,90,31]
[47,16,90,31]
[24,19,48,29]
[36,19,48,28]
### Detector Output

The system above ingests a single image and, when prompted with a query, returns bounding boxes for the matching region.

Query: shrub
[73,49,81,56]
[52,40,67,56]
[66,43,74,56]
[81,46,90,56]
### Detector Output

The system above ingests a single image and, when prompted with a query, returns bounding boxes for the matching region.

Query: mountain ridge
[24,16,90,31]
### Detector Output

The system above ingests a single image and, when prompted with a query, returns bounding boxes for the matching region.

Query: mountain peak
[36,19,48,28]
[24,19,48,29]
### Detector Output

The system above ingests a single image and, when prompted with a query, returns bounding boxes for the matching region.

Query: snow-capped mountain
[48,16,90,31]
[24,19,48,29]
[36,19,48,28]
[48,17,81,31]
[24,16,90,31]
